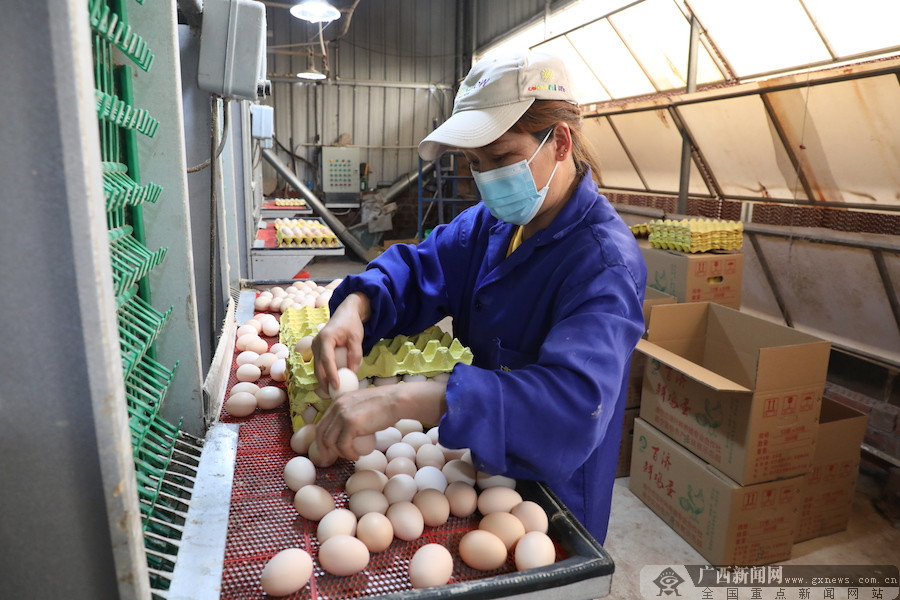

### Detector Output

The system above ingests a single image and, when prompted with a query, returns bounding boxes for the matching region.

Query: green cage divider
[88,0,155,71]
[117,285,172,378]
[103,162,162,211]
[108,225,168,299]
[95,89,159,138]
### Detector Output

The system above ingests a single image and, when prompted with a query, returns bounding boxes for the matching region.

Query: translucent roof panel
[565,20,656,98]
[677,95,808,201]
[582,116,646,190]
[548,0,634,38]
[765,74,900,206]
[686,0,831,77]
[803,0,900,58]
[607,109,710,195]
[531,37,611,103]
[610,0,724,90]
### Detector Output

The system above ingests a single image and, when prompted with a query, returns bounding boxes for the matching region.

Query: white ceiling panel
[566,20,656,99]
[531,37,611,104]
[677,94,807,200]
[608,109,710,195]
[610,0,723,90]
[686,0,831,77]
[803,0,900,58]
[766,75,900,206]
[582,116,645,190]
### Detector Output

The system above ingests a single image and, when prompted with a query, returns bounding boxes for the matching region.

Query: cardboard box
[626,288,679,409]
[617,407,640,477]
[637,302,831,485]
[641,242,743,309]
[630,418,803,565]
[795,398,867,541]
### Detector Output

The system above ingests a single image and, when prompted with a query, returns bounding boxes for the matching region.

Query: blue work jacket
[330,168,646,543]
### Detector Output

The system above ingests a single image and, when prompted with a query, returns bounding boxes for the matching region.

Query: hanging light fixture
[290,0,341,23]
[297,52,327,80]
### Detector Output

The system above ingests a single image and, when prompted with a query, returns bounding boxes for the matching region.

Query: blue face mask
[472,129,560,226]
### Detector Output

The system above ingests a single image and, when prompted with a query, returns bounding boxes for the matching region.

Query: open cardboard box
[636,302,831,485]
[795,398,868,541]
[630,418,803,566]
[626,288,678,409]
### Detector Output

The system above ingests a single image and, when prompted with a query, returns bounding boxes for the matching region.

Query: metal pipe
[267,75,453,90]
[676,14,700,214]
[385,161,435,203]
[261,147,373,262]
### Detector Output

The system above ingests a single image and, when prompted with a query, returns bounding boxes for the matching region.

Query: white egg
[253,295,272,312]
[383,474,418,505]
[317,508,358,542]
[401,431,430,451]
[515,531,556,571]
[290,424,316,454]
[224,391,257,417]
[261,318,280,337]
[283,456,316,491]
[244,318,263,333]
[328,367,359,399]
[293,336,314,362]
[403,374,427,383]
[318,535,369,576]
[270,359,288,382]
[374,427,402,452]
[260,548,313,597]
[394,419,424,436]
[269,343,289,358]
[409,543,453,589]
[255,352,278,374]
[477,471,517,490]
[235,350,260,366]
[355,450,388,473]
[236,324,258,339]
[255,385,286,410]
[230,382,259,396]
[374,376,399,386]
[235,363,262,383]
[414,466,448,493]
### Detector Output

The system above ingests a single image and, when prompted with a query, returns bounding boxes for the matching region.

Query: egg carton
[283,320,474,430]
[646,218,743,253]
[272,198,307,207]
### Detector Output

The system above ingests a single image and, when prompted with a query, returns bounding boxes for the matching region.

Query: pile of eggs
[224,313,291,417]
[253,279,342,314]
[260,417,558,597]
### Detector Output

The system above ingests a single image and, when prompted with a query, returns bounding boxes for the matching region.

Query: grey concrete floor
[299,254,900,597]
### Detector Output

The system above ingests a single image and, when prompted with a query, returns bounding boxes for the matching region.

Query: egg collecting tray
[218,310,614,600]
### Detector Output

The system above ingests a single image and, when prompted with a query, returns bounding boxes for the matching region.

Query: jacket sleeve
[328,214,475,352]
[439,260,646,483]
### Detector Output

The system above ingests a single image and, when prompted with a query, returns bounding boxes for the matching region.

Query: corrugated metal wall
[267,0,460,189]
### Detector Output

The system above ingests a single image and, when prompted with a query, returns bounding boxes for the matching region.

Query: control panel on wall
[321,146,360,206]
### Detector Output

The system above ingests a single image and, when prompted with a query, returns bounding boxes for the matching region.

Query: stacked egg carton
[274,218,339,248]
[647,218,743,252]
[273,198,307,207]
[280,306,474,430]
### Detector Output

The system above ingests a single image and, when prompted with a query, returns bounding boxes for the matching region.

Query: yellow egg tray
[274,218,339,248]
[644,218,743,253]
[280,307,474,430]
[273,198,307,207]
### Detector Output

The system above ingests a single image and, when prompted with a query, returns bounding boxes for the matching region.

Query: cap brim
[418,98,535,161]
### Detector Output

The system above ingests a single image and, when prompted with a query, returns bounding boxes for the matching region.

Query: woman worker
[312,49,647,544]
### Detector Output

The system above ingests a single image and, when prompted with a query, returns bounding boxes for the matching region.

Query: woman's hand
[315,381,448,460]
[313,292,370,392]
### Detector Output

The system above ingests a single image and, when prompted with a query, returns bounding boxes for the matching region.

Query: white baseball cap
[418,49,577,161]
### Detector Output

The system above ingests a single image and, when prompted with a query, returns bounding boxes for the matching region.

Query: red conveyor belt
[217,312,563,599]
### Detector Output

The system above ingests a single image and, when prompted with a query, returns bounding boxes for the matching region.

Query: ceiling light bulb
[290,0,341,23]
[297,67,327,81]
